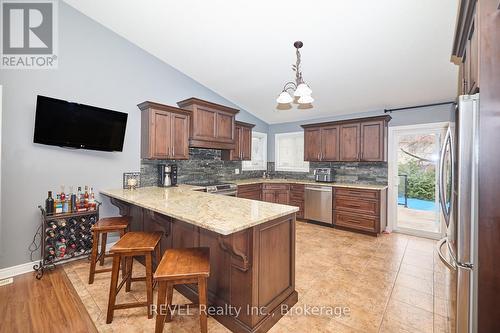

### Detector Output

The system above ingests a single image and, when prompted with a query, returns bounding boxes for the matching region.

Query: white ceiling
[64,0,459,124]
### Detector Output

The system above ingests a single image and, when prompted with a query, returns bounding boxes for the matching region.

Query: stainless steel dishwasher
[304,185,333,224]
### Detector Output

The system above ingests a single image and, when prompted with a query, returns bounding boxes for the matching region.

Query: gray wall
[267,103,454,161]
[0,3,267,269]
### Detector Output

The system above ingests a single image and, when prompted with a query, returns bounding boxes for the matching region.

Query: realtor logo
[1,0,58,69]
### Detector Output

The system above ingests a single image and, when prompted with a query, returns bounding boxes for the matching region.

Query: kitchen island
[100,185,298,333]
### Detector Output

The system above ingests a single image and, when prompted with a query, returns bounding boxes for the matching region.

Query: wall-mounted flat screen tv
[33,95,128,152]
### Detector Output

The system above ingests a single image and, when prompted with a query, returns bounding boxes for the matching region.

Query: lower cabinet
[237,183,262,200]
[262,184,290,204]
[333,187,387,234]
[289,184,305,219]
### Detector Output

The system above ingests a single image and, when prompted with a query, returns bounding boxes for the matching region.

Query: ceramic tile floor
[64,221,456,332]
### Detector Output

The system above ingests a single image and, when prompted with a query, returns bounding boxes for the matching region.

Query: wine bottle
[45,228,56,238]
[57,234,66,243]
[45,245,56,256]
[45,191,54,215]
[67,240,77,250]
[47,221,57,229]
[57,219,66,228]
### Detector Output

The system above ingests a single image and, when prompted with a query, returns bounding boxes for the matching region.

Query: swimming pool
[398,197,437,211]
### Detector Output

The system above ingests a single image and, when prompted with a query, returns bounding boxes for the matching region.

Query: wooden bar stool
[154,247,210,333]
[106,231,163,324]
[88,216,130,284]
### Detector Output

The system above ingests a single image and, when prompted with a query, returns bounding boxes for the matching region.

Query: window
[275,132,310,172]
[242,132,267,171]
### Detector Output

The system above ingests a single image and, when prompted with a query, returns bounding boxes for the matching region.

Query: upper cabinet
[451,1,479,95]
[222,121,255,161]
[177,98,239,150]
[138,101,191,160]
[302,115,391,162]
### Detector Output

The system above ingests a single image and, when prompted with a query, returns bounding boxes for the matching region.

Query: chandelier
[276,41,313,105]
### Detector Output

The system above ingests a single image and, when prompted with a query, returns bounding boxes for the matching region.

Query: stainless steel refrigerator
[436,94,479,333]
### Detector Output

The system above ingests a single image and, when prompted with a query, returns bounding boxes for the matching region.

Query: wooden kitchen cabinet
[333,187,387,234]
[177,97,239,150]
[360,120,385,161]
[237,183,262,200]
[303,126,339,161]
[339,123,360,161]
[289,184,305,218]
[138,101,191,160]
[222,121,255,161]
[302,115,390,162]
[262,184,290,204]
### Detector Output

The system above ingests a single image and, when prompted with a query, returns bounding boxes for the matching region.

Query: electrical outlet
[235,168,240,175]
[0,278,13,287]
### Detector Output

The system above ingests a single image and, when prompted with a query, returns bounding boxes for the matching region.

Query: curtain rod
[384,101,456,113]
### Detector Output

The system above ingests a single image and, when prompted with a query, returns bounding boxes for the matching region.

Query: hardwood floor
[0,221,455,332]
[0,267,97,333]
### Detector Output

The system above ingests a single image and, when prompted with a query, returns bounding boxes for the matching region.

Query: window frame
[274,132,310,172]
[241,131,268,171]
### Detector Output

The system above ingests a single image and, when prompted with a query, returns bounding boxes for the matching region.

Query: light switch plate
[235,169,240,175]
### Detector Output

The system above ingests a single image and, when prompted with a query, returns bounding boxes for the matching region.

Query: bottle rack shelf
[34,203,101,279]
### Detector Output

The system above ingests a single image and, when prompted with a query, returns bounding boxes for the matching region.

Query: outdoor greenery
[399,160,436,201]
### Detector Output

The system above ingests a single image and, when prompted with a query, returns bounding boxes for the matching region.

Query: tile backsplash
[140,148,388,186]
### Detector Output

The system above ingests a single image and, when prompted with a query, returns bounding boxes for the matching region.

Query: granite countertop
[232,178,388,190]
[100,185,298,235]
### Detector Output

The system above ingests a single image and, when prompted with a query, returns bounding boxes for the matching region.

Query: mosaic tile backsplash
[140,148,388,186]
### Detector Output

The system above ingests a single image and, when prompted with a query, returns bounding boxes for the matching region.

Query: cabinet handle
[172,146,175,157]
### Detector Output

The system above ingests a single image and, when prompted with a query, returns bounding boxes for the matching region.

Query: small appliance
[314,168,334,182]
[158,164,177,187]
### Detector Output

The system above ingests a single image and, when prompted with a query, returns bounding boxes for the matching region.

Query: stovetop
[187,181,237,193]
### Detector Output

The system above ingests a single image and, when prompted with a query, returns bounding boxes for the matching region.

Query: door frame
[387,122,449,239]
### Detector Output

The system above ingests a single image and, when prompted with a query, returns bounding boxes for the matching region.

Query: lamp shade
[294,83,312,97]
[298,94,314,104]
[276,91,293,104]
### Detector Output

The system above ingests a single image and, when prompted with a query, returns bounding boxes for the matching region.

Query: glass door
[392,124,448,238]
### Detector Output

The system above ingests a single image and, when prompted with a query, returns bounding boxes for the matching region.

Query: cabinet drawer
[290,184,305,192]
[262,183,290,190]
[237,190,262,201]
[335,196,379,215]
[335,212,378,233]
[237,184,262,193]
[335,188,379,200]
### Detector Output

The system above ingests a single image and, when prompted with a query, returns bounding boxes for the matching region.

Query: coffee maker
[158,164,177,187]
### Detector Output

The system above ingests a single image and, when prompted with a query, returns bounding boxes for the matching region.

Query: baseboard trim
[0,241,117,280]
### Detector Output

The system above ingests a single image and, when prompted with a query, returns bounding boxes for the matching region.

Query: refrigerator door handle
[439,127,454,227]
[436,237,456,270]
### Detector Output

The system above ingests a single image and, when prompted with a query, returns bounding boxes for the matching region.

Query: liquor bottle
[71,193,77,213]
[89,187,96,210]
[47,221,57,229]
[83,186,89,210]
[55,194,63,214]
[45,191,54,215]
[76,187,82,211]
[60,186,68,213]
[45,228,56,238]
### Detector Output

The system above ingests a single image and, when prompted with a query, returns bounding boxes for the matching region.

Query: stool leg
[106,254,121,324]
[125,256,133,292]
[99,232,107,266]
[166,282,173,322]
[198,277,208,333]
[154,281,167,333]
[155,244,161,270]
[88,230,99,284]
[145,253,154,319]
[119,230,126,279]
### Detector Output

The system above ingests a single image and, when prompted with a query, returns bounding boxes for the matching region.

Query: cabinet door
[170,113,190,159]
[360,120,385,161]
[339,123,360,161]
[193,107,217,140]
[152,110,171,158]
[240,126,252,160]
[321,126,339,161]
[262,190,275,203]
[232,125,242,160]
[304,128,321,161]
[216,111,234,142]
[275,191,289,205]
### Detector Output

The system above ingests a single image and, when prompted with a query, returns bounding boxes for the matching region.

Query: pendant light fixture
[276,41,313,105]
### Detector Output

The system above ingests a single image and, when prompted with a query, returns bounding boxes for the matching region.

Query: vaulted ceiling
[64,0,459,124]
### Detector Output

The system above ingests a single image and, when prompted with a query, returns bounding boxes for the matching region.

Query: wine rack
[34,203,100,279]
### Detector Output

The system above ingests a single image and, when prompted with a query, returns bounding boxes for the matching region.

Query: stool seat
[110,231,163,253]
[91,216,129,232]
[154,248,210,281]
